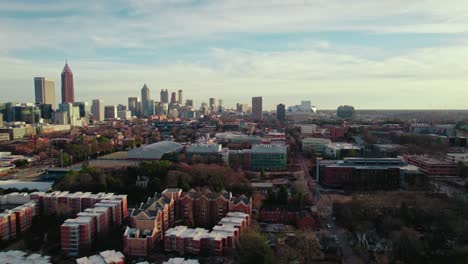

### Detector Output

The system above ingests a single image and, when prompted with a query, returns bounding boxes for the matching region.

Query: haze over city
[2,0,468,109]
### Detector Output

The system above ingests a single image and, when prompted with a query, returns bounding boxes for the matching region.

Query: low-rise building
[164,212,250,256]
[250,144,287,171]
[76,250,125,264]
[186,144,222,163]
[404,155,457,176]
[324,142,361,159]
[302,138,331,153]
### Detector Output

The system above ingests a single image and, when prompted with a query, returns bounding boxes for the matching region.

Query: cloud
[1,0,468,109]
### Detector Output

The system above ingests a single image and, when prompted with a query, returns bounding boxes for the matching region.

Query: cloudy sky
[1,0,468,110]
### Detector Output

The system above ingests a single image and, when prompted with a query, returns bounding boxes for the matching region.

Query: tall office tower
[34,77,56,109]
[276,103,286,122]
[91,99,104,122]
[104,105,117,120]
[73,102,90,124]
[128,97,138,116]
[252,96,263,120]
[236,103,248,113]
[117,104,127,111]
[160,89,169,103]
[61,62,74,103]
[218,99,223,113]
[147,100,155,116]
[209,98,216,110]
[141,84,150,116]
[185,99,194,108]
[177,90,183,104]
[170,92,177,105]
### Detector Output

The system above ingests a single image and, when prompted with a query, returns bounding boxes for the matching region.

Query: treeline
[54,161,253,203]
[333,192,468,263]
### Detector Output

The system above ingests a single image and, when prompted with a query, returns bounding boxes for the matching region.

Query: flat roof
[0,180,53,192]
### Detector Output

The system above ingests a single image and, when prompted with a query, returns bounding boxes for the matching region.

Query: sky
[1,0,468,110]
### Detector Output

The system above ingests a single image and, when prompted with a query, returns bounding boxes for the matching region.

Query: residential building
[34,77,56,109]
[164,212,250,256]
[252,97,262,120]
[76,250,125,264]
[61,62,74,103]
[123,188,251,257]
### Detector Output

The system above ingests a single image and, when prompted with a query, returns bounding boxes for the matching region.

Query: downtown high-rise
[141,84,150,116]
[252,96,263,120]
[61,62,74,103]
[34,77,56,109]
[160,89,169,103]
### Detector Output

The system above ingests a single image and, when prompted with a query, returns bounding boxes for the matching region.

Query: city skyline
[2,1,468,109]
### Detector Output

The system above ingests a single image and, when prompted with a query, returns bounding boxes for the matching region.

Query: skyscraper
[61,62,74,103]
[218,99,223,113]
[277,103,285,122]
[160,89,169,103]
[34,77,56,109]
[91,99,104,122]
[128,97,138,117]
[177,90,183,105]
[252,97,263,120]
[141,84,150,116]
[170,92,177,105]
[209,98,216,111]
[185,99,194,108]
[104,105,117,120]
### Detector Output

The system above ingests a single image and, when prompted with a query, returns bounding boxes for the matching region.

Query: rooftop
[128,141,183,160]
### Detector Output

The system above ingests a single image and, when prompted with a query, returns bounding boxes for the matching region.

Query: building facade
[91,99,104,122]
[252,97,262,120]
[61,62,74,103]
[34,77,56,109]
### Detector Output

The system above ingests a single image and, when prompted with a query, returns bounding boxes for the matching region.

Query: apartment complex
[76,250,125,264]
[0,192,39,242]
[164,212,250,256]
[123,188,251,257]
[19,191,129,257]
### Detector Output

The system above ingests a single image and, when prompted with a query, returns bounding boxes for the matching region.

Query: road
[324,216,361,264]
[297,154,321,203]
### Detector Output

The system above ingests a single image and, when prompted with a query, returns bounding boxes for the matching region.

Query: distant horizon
[2,1,468,109]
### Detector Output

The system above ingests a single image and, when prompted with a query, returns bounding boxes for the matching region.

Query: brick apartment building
[124,188,251,257]
[164,212,250,256]
[29,191,129,257]
[0,201,38,241]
